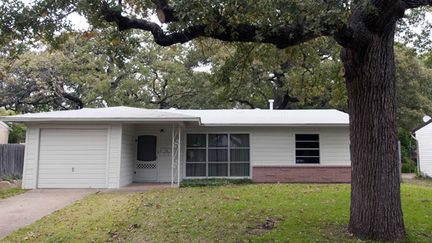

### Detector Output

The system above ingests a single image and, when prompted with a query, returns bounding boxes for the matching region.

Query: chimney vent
[268,99,274,110]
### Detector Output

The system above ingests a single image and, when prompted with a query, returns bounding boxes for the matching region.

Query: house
[0,121,10,144]
[413,118,432,178]
[1,106,351,189]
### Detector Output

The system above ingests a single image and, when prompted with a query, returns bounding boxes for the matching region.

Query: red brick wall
[252,166,351,183]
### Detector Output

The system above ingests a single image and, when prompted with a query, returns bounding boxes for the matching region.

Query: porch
[119,123,184,187]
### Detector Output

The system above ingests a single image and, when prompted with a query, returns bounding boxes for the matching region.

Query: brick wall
[252,166,351,183]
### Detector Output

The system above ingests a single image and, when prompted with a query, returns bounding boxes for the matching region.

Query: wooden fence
[0,144,25,179]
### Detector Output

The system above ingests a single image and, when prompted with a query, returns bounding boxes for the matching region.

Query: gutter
[199,123,349,127]
[0,117,202,123]
[0,121,11,131]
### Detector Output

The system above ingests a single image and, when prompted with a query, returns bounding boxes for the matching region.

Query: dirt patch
[247,218,279,236]
[0,180,21,189]
[321,223,358,242]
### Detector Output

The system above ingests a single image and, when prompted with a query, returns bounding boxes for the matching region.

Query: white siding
[416,123,432,177]
[107,124,122,188]
[21,126,39,189]
[0,125,9,144]
[119,124,135,186]
[181,126,351,178]
[21,123,351,188]
[21,124,122,189]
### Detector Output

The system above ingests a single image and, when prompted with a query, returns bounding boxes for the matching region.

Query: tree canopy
[1,0,432,241]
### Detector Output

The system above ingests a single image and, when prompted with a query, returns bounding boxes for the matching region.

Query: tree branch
[100,2,335,49]
[154,0,176,23]
[402,0,432,8]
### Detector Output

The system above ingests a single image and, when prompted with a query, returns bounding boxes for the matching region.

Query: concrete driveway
[0,189,97,239]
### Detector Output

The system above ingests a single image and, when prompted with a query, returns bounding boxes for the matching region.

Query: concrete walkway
[0,189,96,239]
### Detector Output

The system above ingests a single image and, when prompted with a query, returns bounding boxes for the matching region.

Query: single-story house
[413,118,432,178]
[0,121,10,144]
[1,106,351,189]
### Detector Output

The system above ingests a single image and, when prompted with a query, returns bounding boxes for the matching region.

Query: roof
[0,107,200,123]
[0,121,10,130]
[413,119,432,133]
[1,106,349,126]
[171,109,348,126]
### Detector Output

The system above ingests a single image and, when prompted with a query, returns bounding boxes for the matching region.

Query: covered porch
[119,123,185,187]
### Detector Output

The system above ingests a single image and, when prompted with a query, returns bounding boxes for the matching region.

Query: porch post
[177,126,181,187]
[171,123,181,187]
[171,124,175,186]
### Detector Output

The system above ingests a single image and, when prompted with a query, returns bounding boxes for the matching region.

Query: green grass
[0,188,27,199]
[403,177,432,188]
[3,183,432,243]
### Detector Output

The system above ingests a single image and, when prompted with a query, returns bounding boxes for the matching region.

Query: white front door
[133,134,158,182]
[134,161,158,182]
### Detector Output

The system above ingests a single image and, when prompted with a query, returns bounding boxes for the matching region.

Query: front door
[134,135,158,182]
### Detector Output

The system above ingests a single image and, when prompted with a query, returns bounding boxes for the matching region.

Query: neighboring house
[0,121,10,144]
[414,119,432,178]
[1,106,351,189]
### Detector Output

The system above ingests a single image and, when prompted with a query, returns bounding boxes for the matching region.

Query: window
[137,135,157,161]
[186,134,206,176]
[186,133,250,177]
[295,134,320,164]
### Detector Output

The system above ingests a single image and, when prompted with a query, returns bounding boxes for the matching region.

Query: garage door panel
[38,164,107,169]
[38,167,107,173]
[39,154,108,160]
[37,128,108,188]
[37,173,107,179]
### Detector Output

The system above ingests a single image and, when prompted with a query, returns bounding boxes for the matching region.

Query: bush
[180,178,253,188]
[1,174,22,182]
[402,161,417,173]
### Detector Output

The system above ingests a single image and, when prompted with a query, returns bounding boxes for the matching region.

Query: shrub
[180,178,253,188]
[402,161,417,173]
[1,174,22,182]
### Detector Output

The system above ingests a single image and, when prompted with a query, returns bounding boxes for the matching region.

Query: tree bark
[342,23,405,240]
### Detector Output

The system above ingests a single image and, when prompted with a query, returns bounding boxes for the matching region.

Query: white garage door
[37,128,108,188]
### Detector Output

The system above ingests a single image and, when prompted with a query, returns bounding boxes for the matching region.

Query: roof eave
[200,123,349,127]
[0,117,201,123]
[412,119,432,134]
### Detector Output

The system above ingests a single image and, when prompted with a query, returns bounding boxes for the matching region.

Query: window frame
[185,132,251,178]
[294,133,320,164]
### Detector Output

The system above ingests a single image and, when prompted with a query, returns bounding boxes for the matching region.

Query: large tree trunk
[342,24,405,240]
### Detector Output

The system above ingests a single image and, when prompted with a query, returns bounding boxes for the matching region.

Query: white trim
[106,126,112,188]
[198,123,349,127]
[34,128,41,189]
[2,117,201,123]
[0,121,11,130]
[171,125,175,186]
[21,127,30,188]
[177,126,181,187]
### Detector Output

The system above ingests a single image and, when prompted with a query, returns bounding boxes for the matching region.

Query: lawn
[3,182,432,243]
[0,188,27,199]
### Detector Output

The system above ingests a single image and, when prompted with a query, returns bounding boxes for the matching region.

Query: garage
[37,128,108,188]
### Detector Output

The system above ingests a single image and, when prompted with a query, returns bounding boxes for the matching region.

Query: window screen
[295,134,320,164]
[137,135,157,161]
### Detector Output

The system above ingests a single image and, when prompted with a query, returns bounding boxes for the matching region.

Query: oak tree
[2,0,432,240]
